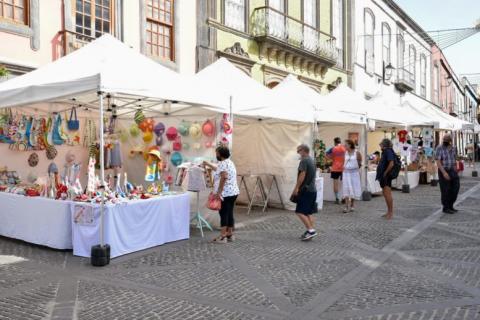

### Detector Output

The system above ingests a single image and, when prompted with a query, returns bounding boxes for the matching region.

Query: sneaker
[335,199,340,205]
[442,208,455,214]
[299,231,309,239]
[343,207,349,213]
[301,230,318,241]
[226,234,235,242]
[350,207,355,212]
[450,207,458,213]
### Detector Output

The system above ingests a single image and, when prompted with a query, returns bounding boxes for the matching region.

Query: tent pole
[402,125,410,193]
[362,121,372,201]
[99,92,105,247]
[473,128,478,177]
[229,95,233,150]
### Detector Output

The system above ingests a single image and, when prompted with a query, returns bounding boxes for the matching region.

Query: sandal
[343,207,349,213]
[212,236,227,244]
[226,234,235,242]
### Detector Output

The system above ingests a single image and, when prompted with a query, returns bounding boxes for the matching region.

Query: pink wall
[430,45,461,115]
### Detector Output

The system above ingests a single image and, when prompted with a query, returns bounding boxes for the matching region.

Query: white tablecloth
[393,171,420,190]
[0,192,73,249]
[367,171,382,194]
[320,173,342,201]
[71,193,190,258]
[315,177,324,210]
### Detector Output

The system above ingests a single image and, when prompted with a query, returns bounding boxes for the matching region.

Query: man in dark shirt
[291,144,317,241]
[435,134,460,214]
[376,139,395,220]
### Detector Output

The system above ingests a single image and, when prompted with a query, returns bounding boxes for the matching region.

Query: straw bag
[206,192,221,211]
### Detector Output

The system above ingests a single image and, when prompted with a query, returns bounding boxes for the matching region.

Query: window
[433,64,439,104]
[268,0,286,39]
[224,0,245,32]
[364,9,375,74]
[75,0,112,38]
[146,0,174,61]
[397,33,404,76]
[0,0,27,24]
[409,45,416,85]
[381,23,391,65]
[420,54,426,97]
[303,0,318,51]
[332,0,344,68]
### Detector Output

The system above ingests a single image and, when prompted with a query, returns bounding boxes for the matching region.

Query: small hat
[202,119,215,137]
[166,127,178,141]
[178,121,190,137]
[148,149,162,160]
[189,123,202,139]
[170,152,183,166]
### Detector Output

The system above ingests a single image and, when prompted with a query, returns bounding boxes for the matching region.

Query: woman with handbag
[342,140,362,213]
[203,145,240,244]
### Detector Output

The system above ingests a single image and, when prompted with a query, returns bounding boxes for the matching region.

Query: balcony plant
[0,65,8,78]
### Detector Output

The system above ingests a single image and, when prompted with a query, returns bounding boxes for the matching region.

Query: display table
[393,171,420,190]
[0,192,73,249]
[367,171,382,194]
[315,177,324,210]
[320,173,342,202]
[71,193,190,258]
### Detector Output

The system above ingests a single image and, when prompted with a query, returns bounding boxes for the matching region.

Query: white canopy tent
[0,35,224,247]
[189,57,274,114]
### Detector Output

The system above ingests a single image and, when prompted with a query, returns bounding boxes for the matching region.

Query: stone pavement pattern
[0,175,479,320]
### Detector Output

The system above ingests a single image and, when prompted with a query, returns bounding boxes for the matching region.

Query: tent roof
[0,34,193,108]
[189,57,273,113]
[239,75,365,124]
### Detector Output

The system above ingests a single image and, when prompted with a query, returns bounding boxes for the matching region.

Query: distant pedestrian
[466,140,474,167]
[326,137,346,204]
[435,134,460,214]
[291,144,317,241]
[203,145,240,243]
[342,140,362,213]
[376,139,395,220]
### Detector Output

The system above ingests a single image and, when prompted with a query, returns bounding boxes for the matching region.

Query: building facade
[0,0,197,81]
[352,0,433,110]
[196,0,354,93]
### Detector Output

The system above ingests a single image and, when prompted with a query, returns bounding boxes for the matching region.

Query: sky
[394,0,480,83]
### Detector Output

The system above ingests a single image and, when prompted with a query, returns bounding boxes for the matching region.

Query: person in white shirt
[342,140,362,213]
[203,145,240,244]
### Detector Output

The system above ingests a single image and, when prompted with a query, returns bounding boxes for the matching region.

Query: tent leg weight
[362,191,372,201]
[473,171,478,177]
[430,179,438,187]
[402,184,410,193]
[91,244,111,267]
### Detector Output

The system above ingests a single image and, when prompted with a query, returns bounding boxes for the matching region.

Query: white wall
[353,0,432,107]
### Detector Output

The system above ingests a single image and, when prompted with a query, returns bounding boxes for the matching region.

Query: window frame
[222,0,248,33]
[408,44,416,85]
[420,53,426,97]
[74,0,115,39]
[381,22,391,65]
[301,0,319,29]
[433,63,439,105]
[146,0,175,61]
[363,8,375,75]
[0,0,29,25]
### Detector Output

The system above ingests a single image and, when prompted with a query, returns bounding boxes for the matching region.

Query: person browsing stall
[203,145,240,243]
[435,134,460,214]
[376,139,395,220]
[326,137,346,204]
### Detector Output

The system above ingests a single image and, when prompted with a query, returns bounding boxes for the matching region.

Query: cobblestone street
[1,175,479,320]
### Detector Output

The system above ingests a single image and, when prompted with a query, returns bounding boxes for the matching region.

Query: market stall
[0,35,224,260]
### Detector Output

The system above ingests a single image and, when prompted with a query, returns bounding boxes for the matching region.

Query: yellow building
[197,0,353,93]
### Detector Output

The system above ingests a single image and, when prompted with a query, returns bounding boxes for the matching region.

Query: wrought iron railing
[396,67,416,89]
[251,6,338,62]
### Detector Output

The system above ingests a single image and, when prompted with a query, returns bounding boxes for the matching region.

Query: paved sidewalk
[0,175,479,320]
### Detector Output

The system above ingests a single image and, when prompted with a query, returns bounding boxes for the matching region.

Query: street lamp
[382,61,394,82]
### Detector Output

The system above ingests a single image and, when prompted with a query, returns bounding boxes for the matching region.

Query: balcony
[394,68,415,93]
[59,30,97,56]
[448,102,458,116]
[251,6,339,78]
